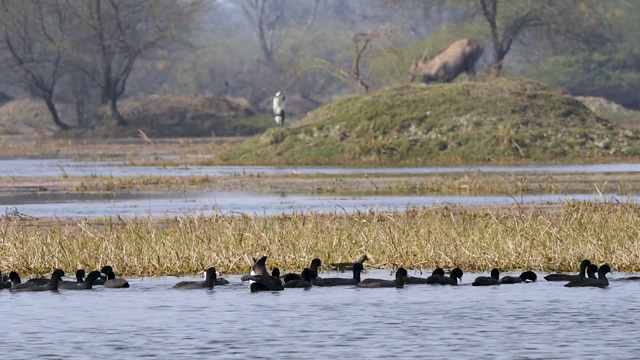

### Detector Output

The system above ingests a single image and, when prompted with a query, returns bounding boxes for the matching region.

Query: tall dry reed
[1,201,639,276]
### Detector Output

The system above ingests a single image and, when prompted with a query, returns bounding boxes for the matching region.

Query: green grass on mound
[220,78,640,165]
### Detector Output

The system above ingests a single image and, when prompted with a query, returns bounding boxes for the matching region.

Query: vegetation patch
[2,201,639,276]
[220,78,640,165]
[1,171,637,198]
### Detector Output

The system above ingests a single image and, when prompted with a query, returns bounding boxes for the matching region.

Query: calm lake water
[1,191,628,218]
[2,159,640,178]
[3,270,639,359]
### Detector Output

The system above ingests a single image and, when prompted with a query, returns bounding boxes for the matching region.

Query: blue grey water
[0,191,630,218]
[1,158,640,178]
[2,270,639,359]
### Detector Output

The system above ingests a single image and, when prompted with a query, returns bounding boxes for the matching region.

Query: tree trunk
[75,99,85,125]
[109,95,127,127]
[492,46,505,76]
[101,74,111,105]
[44,98,70,130]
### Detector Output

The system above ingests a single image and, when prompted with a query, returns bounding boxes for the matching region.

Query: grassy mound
[68,94,272,138]
[220,78,640,165]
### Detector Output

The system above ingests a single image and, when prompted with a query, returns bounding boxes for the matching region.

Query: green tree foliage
[526,1,640,109]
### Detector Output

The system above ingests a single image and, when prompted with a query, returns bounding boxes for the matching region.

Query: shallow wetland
[2,137,640,358]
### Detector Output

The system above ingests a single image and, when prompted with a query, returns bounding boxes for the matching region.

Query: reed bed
[2,201,640,277]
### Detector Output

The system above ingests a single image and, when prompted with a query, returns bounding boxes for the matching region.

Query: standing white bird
[273,91,286,128]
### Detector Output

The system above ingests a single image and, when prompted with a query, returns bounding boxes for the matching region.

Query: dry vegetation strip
[1,201,639,277]
[0,135,239,160]
[1,172,638,197]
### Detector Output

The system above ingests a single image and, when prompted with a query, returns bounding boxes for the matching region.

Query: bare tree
[241,0,286,64]
[479,0,542,74]
[477,0,611,75]
[311,27,392,93]
[69,0,203,126]
[0,0,71,130]
[352,30,389,92]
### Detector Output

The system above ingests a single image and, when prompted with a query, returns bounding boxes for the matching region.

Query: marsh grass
[2,201,640,277]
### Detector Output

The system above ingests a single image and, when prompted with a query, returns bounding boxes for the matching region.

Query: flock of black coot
[240,256,615,292]
[0,266,129,292]
[0,256,627,293]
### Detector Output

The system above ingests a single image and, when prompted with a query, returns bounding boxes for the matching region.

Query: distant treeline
[0,0,637,131]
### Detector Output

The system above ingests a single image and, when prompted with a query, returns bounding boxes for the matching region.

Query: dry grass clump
[1,201,640,276]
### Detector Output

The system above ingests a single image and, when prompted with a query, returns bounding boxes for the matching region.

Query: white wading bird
[273,91,286,128]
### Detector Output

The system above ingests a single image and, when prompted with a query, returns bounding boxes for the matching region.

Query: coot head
[519,270,537,282]
[578,259,591,274]
[395,267,408,280]
[450,267,464,280]
[85,270,102,283]
[586,264,599,278]
[51,269,65,280]
[75,269,86,282]
[9,271,21,285]
[310,258,323,269]
[598,264,612,277]
[432,268,445,276]
[490,268,499,280]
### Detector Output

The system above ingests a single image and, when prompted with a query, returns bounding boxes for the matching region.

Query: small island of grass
[220,78,640,166]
